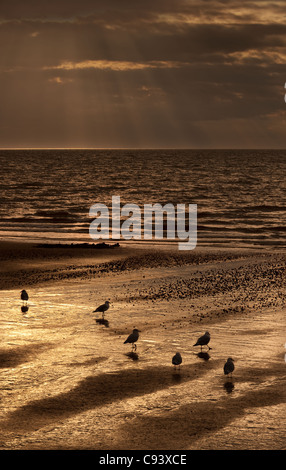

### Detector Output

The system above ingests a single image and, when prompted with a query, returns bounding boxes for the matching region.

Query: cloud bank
[0,0,285,148]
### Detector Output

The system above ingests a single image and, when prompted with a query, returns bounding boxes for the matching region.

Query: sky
[0,0,286,149]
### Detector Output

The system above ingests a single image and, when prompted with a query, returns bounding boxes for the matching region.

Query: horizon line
[1,147,286,151]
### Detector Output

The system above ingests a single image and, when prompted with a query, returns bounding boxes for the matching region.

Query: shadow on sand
[0,343,53,369]
[109,375,285,450]
[1,360,220,434]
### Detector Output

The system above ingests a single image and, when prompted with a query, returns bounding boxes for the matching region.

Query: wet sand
[0,241,285,450]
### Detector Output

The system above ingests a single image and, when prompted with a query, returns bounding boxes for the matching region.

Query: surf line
[89,196,197,250]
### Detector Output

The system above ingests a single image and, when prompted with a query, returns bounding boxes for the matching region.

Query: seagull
[172,352,182,369]
[224,357,235,377]
[21,290,29,304]
[124,328,141,351]
[193,331,211,351]
[93,301,110,317]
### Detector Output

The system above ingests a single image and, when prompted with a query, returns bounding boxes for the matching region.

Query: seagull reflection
[224,380,235,394]
[95,318,109,328]
[196,351,210,361]
[172,371,183,383]
[125,351,139,361]
[21,305,29,313]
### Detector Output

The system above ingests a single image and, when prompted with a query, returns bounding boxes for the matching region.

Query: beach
[0,240,285,450]
[1,0,286,455]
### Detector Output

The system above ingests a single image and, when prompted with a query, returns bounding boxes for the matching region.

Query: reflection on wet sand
[95,318,109,328]
[171,371,183,383]
[224,380,235,394]
[196,352,211,361]
[125,351,139,361]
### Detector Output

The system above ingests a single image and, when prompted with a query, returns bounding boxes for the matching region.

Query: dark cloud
[0,0,286,148]
[1,0,285,22]
[2,19,286,67]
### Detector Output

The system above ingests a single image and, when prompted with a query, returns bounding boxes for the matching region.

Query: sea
[0,148,286,250]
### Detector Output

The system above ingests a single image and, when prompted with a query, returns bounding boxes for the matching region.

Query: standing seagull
[94,300,110,317]
[193,331,211,351]
[172,352,182,369]
[224,357,235,377]
[124,328,140,351]
[21,290,29,304]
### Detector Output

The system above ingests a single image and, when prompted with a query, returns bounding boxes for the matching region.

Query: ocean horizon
[1,148,286,249]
